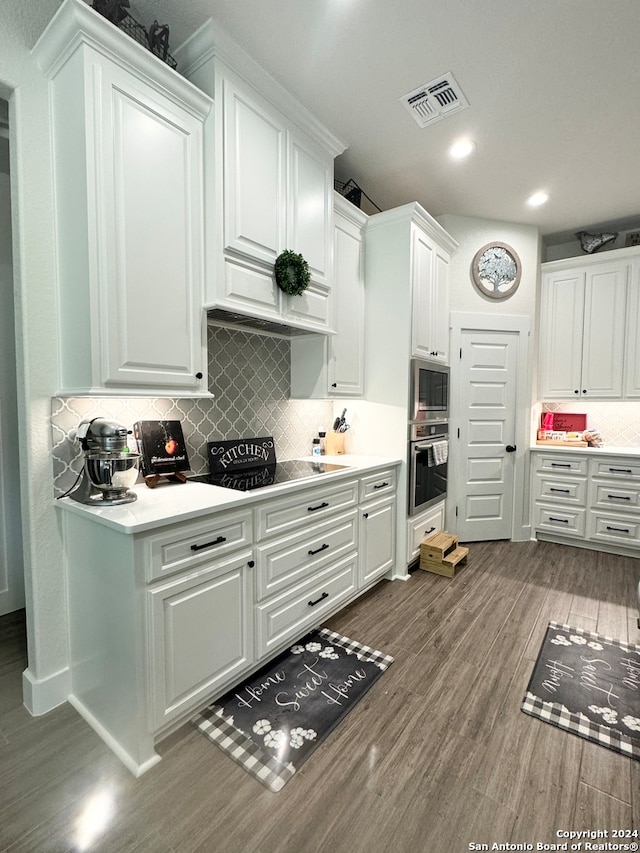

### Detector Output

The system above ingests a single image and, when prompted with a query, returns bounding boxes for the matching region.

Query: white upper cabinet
[411,227,451,362]
[290,193,367,398]
[176,23,346,333]
[624,260,640,398]
[539,256,628,400]
[34,0,212,395]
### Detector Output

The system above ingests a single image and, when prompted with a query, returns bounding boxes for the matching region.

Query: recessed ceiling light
[527,191,550,207]
[448,138,476,160]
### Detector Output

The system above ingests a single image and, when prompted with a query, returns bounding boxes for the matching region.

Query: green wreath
[274,250,310,296]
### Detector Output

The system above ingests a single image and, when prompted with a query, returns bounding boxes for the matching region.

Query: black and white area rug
[522,621,640,760]
[193,627,394,791]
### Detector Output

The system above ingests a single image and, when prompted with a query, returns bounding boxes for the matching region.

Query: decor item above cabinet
[34,0,212,395]
[539,254,629,400]
[290,193,367,398]
[175,22,347,335]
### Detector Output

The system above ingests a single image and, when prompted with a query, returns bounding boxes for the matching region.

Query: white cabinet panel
[539,258,628,400]
[411,226,450,362]
[288,134,332,285]
[360,497,396,586]
[149,551,254,728]
[35,8,211,395]
[223,78,284,264]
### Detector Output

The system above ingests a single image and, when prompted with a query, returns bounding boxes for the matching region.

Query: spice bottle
[312,438,322,457]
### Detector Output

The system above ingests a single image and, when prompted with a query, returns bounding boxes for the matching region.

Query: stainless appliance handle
[414,439,448,451]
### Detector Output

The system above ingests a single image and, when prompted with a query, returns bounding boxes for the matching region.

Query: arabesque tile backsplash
[51,326,333,496]
[541,401,640,446]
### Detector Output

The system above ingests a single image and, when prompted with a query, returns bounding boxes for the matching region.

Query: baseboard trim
[22,665,72,716]
[68,694,161,777]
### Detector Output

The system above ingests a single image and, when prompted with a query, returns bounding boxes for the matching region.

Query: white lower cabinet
[62,462,399,775]
[407,501,445,563]
[149,550,254,729]
[360,496,396,586]
[532,450,640,554]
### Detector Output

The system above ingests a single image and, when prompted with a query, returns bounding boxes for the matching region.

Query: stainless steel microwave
[410,359,449,423]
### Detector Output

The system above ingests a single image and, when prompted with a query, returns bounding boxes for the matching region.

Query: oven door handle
[414,441,447,451]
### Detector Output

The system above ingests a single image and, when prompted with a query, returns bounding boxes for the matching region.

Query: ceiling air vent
[400,73,469,128]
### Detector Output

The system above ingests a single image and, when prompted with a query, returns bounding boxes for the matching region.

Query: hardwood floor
[1,539,638,852]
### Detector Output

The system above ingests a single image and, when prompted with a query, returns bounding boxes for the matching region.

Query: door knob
[506,445,516,453]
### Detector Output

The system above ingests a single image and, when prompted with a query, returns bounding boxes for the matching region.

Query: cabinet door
[328,207,365,394]
[98,62,206,390]
[149,551,254,728]
[539,270,585,399]
[411,227,435,359]
[360,497,396,586]
[432,246,450,361]
[287,130,332,287]
[624,261,640,397]
[582,263,626,398]
[223,78,285,266]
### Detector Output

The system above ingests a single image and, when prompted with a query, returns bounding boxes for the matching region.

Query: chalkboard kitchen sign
[523,621,640,759]
[206,436,276,473]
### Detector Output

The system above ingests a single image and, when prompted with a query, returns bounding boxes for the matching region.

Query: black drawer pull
[308,543,330,556]
[190,536,226,552]
[608,467,632,474]
[308,501,329,512]
[425,526,436,536]
[373,482,389,490]
[551,463,571,469]
[607,494,631,501]
[606,525,630,533]
[550,488,570,493]
[549,517,569,524]
[308,591,329,607]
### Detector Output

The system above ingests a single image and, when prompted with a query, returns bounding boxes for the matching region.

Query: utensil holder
[325,431,346,455]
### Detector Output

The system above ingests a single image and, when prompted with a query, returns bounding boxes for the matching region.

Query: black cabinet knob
[247,560,255,568]
[363,512,369,519]
[574,389,579,394]
[506,445,516,453]
[331,382,337,388]
[195,372,203,380]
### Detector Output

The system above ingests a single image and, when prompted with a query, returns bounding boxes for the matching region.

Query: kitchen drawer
[590,458,640,481]
[588,510,640,548]
[255,553,357,658]
[407,501,445,562]
[534,453,588,476]
[255,478,359,540]
[534,503,586,538]
[255,509,358,601]
[534,473,587,506]
[359,468,397,502]
[144,509,253,582]
[589,480,640,512]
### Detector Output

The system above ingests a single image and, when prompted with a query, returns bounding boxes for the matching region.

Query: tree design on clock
[471,242,522,299]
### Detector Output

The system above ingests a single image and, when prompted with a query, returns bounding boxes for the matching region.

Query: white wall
[0,0,71,712]
[0,169,25,615]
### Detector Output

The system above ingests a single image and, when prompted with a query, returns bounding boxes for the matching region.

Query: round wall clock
[471,242,522,299]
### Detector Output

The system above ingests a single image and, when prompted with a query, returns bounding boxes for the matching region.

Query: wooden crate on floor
[419,531,469,578]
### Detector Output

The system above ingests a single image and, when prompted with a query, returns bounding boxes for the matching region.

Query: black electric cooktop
[188,459,350,492]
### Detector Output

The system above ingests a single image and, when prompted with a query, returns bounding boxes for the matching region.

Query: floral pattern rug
[522,621,640,760]
[193,627,394,791]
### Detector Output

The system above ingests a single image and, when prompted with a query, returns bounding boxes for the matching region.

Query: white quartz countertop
[531,444,640,456]
[55,454,402,534]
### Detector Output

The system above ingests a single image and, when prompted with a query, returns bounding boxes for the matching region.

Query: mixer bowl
[85,452,140,503]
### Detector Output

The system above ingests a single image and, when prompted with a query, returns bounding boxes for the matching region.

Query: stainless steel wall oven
[410,359,449,423]
[408,421,448,516]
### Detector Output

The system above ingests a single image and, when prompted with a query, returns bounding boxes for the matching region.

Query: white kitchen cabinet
[34,0,212,395]
[61,460,400,775]
[623,259,640,398]
[532,449,640,557]
[407,501,445,564]
[360,496,396,587]
[290,193,367,398]
[176,27,345,332]
[411,227,451,362]
[539,258,627,400]
[149,550,254,729]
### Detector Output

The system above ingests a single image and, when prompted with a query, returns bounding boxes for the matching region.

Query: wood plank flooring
[1,539,638,852]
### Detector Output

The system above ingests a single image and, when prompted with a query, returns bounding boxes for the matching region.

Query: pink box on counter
[540,412,587,432]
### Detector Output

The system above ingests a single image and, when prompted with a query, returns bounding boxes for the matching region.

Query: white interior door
[454,328,519,541]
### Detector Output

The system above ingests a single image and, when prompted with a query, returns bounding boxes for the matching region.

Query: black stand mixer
[70,417,141,505]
